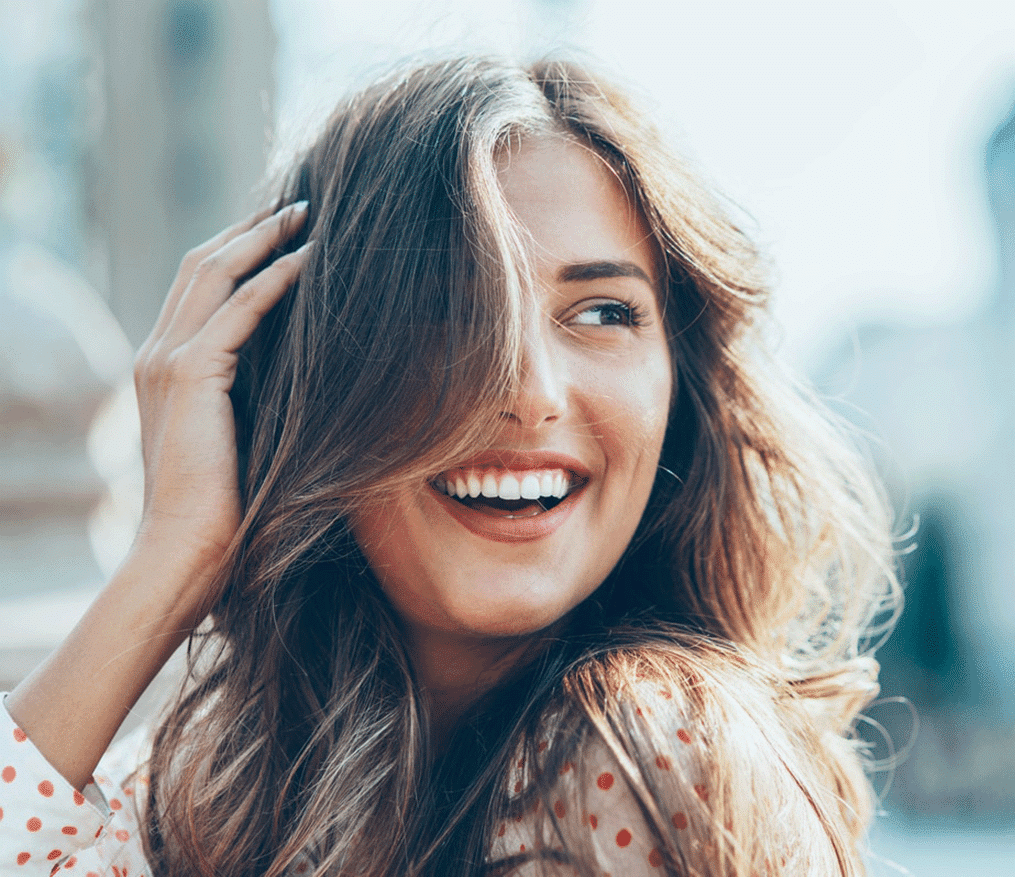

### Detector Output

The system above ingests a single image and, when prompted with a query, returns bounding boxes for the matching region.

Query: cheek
[590,350,673,466]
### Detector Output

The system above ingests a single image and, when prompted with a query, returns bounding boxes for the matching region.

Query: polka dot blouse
[0,695,162,876]
[2,687,704,876]
[489,685,706,876]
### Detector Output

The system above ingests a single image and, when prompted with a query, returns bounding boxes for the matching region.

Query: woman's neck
[407,628,534,751]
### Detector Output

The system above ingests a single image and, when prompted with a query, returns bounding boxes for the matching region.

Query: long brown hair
[141,56,898,876]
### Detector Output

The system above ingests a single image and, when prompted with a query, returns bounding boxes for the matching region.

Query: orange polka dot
[47,850,62,861]
[648,848,663,867]
[615,829,632,847]
[94,827,102,838]
[27,817,42,832]
[559,760,574,775]
[13,728,27,743]
[517,758,525,769]
[513,781,522,794]
[655,755,670,770]
[65,856,77,868]
[672,811,688,830]
[86,872,100,877]
[519,844,526,853]
[589,813,598,829]
[553,800,566,819]
[115,829,130,842]
[16,852,30,866]
[596,772,614,791]
[497,823,506,837]
[38,780,55,797]
[677,729,692,744]
[0,806,3,821]
[658,688,672,699]
[2,765,16,783]
[296,863,308,874]
[109,798,122,810]
[694,784,708,802]
[72,790,85,806]
[61,826,77,836]
[537,740,548,752]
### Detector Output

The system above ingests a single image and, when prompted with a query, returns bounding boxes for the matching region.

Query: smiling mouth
[442,493,561,518]
[431,468,587,519]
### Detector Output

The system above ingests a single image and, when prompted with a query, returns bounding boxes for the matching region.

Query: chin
[407,568,601,643]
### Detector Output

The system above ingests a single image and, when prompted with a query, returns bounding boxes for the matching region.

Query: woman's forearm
[4,544,209,790]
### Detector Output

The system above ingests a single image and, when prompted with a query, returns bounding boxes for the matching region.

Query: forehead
[495,136,658,286]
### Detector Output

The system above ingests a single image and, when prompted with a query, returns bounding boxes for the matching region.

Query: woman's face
[352,136,673,646]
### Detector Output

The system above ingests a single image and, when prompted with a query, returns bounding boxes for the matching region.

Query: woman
[1,57,897,876]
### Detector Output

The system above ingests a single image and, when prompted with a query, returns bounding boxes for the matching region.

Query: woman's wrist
[4,545,208,790]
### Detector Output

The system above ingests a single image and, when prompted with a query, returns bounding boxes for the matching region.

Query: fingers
[193,240,314,355]
[149,204,277,341]
[164,201,310,341]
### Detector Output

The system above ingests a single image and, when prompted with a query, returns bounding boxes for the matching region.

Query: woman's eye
[569,301,642,327]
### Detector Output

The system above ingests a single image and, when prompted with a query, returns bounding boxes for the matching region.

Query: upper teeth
[435,468,574,501]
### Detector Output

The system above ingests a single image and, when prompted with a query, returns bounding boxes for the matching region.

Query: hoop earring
[657,464,683,485]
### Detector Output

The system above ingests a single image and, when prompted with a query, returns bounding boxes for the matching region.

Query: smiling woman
[1,57,898,877]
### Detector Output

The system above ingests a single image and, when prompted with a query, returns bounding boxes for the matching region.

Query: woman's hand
[5,204,312,788]
[131,202,311,612]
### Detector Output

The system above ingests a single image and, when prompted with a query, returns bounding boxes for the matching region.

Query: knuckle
[133,343,158,382]
[138,341,196,387]
[194,254,226,282]
[179,246,204,274]
[231,260,296,306]
[228,280,258,307]
[163,345,194,380]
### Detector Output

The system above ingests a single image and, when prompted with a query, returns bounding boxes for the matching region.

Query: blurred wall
[97,0,275,345]
[0,0,275,700]
[815,101,1015,823]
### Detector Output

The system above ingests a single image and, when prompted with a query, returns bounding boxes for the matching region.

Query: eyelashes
[568,299,648,328]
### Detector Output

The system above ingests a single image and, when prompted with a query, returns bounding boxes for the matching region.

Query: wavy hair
[141,56,899,876]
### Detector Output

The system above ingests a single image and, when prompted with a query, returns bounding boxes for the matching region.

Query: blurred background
[1,0,1013,872]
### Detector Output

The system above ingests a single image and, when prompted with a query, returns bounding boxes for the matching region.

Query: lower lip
[428,483,584,543]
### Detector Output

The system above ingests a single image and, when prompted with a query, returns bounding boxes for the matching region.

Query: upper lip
[436,450,593,480]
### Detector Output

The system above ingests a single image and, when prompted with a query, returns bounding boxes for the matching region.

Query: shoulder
[490,676,707,876]
[488,640,854,876]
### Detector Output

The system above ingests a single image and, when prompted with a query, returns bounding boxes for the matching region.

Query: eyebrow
[556,260,653,286]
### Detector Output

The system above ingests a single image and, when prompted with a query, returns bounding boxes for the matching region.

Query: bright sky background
[271,0,1015,368]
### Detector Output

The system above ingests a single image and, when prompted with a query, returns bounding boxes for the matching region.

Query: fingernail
[290,200,309,213]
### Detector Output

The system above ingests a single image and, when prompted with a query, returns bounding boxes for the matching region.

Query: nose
[502,324,568,429]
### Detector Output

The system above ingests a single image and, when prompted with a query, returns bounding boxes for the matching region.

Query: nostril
[497,409,560,428]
